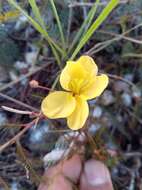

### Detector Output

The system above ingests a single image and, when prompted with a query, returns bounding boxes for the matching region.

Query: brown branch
[98,30,142,45]
[0,61,52,92]
[0,177,10,190]
[0,92,39,112]
[0,120,35,153]
[107,74,135,87]
[68,0,129,7]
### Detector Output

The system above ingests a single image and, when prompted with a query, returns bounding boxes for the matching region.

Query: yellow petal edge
[41,91,76,119]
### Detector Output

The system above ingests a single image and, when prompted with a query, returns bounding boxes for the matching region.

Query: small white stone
[29,129,43,143]
[89,123,101,134]
[25,51,38,65]
[15,61,28,70]
[11,181,18,190]
[15,15,28,30]
[121,93,132,107]
[101,90,115,106]
[29,122,49,143]
[132,86,141,99]
[113,81,129,92]
[19,15,28,22]
[0,112,7,126]
[124,74,133,82]
[93,106,102,118]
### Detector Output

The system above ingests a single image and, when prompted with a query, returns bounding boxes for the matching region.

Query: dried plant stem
[37,85,54,91]
[69,0,129,8]
[107,74,135,87]
[0,61,52,92]
[0,120,35,153]
[0,92,39,112]
[86,22,142,55]
[98,30,142,45]
[2,106,32,115]
[0,177,10,190]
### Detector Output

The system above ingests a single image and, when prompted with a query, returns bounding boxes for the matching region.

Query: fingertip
[38,154,82,190]
[80,160,113,190]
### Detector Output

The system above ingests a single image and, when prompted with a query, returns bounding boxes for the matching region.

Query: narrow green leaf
[28,0,45,29]
[68,0,100,54]
[7,0,65,61]
[50,0,65,48]
[71,0,119,60]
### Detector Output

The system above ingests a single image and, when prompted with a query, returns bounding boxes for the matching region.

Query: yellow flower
[41,55,109,130]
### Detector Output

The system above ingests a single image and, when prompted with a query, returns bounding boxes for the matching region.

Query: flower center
[68,75,94,95]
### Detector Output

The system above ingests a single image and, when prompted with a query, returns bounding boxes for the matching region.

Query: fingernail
[84,160,110,186]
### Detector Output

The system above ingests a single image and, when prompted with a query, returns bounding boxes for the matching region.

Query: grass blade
[71,0,119,60]
[50,0,65,48]
[68,0,100,54]
[7,0,65,60]
[28,0,46,29]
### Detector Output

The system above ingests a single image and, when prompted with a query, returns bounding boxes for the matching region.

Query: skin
[38,155,113,190]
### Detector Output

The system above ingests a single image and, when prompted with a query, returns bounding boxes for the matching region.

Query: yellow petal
[77,55,98,76]
[41,91,76,119]
[60,55,98,91]
[60,60,86,91]
[59,61,73,91]
[67,96,89,130]
[80,74,109,100]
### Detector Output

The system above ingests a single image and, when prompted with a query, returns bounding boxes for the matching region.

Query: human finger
[38,154,82,190]
[80,160,113,190]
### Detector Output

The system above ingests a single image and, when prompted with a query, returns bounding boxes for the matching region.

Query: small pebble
[29,121,49,143]
[124,74,133,82]
[15,61,28,70]
[121,93,132,107]
[101,90,115,106]
[0,111,7,126]
[11,181,18,190]
[92,106,102,118]
[113,81,129,92]
[89,123,101,134]
[132,86,141,99]
[15,15,28,30]
[25,51,38,65]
